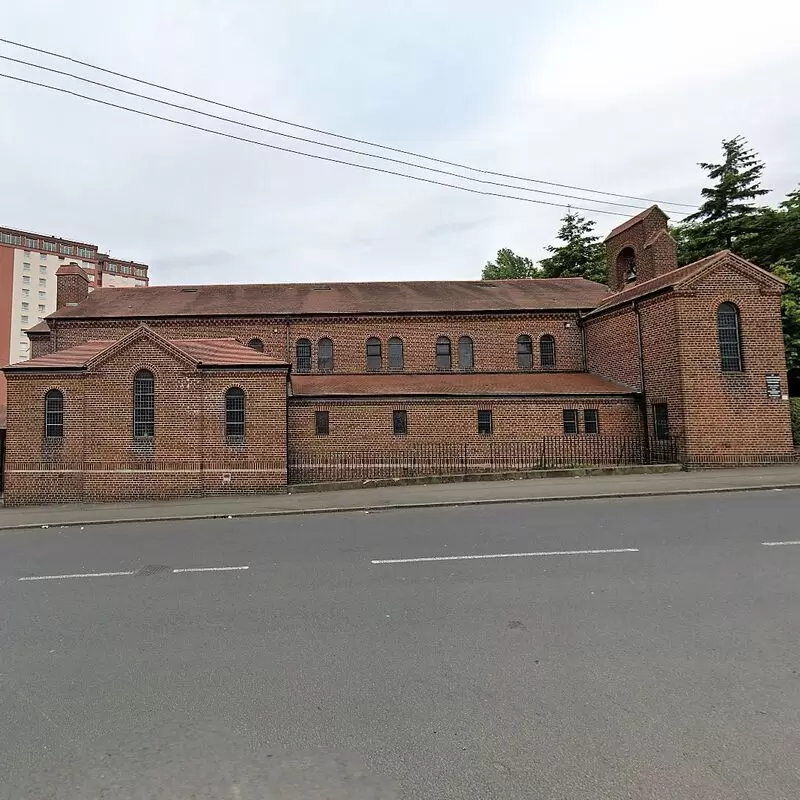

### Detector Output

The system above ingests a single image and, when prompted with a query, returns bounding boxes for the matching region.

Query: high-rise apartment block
[0,225,149,367]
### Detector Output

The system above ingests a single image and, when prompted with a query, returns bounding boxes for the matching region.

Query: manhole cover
[137,564,172,576]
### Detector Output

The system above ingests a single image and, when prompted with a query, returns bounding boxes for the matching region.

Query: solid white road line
[172,565,250,573]
[371,548,639,565]
[18,571,136,581]
[762,541,800,547]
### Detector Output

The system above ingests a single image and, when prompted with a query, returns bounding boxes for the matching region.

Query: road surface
[1,491,799,798]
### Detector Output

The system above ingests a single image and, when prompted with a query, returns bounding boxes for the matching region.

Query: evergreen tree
[683,135,769,253]
[538,210,607,283]
[482,248,539,279]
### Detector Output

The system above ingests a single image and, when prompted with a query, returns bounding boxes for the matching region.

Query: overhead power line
[0,53,666,214]
[0,37,698,212]
[0,72,641,218]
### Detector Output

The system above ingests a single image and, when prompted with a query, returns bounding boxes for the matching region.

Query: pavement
[2,463,800,530]
[2,491,800,798]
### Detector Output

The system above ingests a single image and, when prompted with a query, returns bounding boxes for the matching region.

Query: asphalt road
[1,491,799,799]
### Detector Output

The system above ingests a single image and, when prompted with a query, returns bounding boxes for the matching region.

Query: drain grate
[137,564,172,576]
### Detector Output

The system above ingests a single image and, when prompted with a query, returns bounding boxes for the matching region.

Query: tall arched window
[718,302,743,372]
[458,336,474,370]
[296,338,312,373]
[44,389,64,438]
[436,336,452,370]
[539,335,556,369]
[388,337,404,370]
[133,369,155,438]
[247,338,264,352]
[318,338,334,372]
[225,387,245,438]
[366,337,382,371]
[516,335,533,370]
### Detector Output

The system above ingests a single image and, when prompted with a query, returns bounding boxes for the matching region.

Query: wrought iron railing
[288,436,680,484]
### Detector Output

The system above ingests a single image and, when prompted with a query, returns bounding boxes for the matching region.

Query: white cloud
[0,0,797,286]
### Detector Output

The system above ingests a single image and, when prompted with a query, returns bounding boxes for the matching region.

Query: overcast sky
[1,0,798,286]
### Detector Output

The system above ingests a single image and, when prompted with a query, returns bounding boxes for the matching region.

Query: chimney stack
[56,262,90,310]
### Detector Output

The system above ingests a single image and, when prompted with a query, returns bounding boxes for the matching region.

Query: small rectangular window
[315,410,329,436]
[653,404,670,440]
[39,265,47,275]
[20,315,28,324]
[22,275,30,284]
[38,277,46,286]
[38,291,46,299]
[38,304,45,312]
[22,288,29,297]
[392,409,408,436]
[562,409,578,435]
[477,409,493,435]
[21,302,29,310]
[583,409,599,435]
[23,262,31,271]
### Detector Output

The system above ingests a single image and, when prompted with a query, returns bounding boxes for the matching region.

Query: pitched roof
[585,250,785,318]
[4,340,115,369]
[3,338,288,370]
[291,372,635,398]
[604,205,666,242]
[169,339,288,366]
[26,320,51,335]
[47,278,612,320]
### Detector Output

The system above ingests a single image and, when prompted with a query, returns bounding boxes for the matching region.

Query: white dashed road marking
[371,548,640,565]
[18,571,137,581]
[172,565,250,573]
[762,541,800,547]
[18,565,250,581]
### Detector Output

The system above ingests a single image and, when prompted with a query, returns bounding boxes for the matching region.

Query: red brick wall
[605,209,677,291]
[55,267,90,310]
[29,334,52,359]
[583,307,641,390]
[52,312,585,373]
[288,396,640,447]
[3,336,289,504]
[639,294,687,442]
[673,267,793,460]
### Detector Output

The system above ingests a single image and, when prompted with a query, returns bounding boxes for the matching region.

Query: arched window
[44,389,64,438]
[388,337,404,370]
[318,338,334,372]
[366,337,382,371]
[516,335,533,370]
[718,302,743,372]
[458,336,474,370]
[133,369,155,438]
[436,336,452,370]
[539,335,556,369]
[247,338,264,353]
[617,246,637,283]
[296,338,312,373]
[225,387,245,438]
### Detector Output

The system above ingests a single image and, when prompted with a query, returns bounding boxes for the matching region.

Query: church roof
[47,278,612,320]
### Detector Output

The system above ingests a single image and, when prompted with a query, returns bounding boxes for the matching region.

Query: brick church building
[1,206,794,504]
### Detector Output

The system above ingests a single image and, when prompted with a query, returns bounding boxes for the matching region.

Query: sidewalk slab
[1,464,800,531]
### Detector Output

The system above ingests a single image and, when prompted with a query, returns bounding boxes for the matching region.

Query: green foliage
[482,248,539,280]
[683,134,769,252]
[790,398,800,445]
[773,263,800,372]
[538,211,607,283]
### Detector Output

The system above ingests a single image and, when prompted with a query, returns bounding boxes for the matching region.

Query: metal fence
[288,436,679,484]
